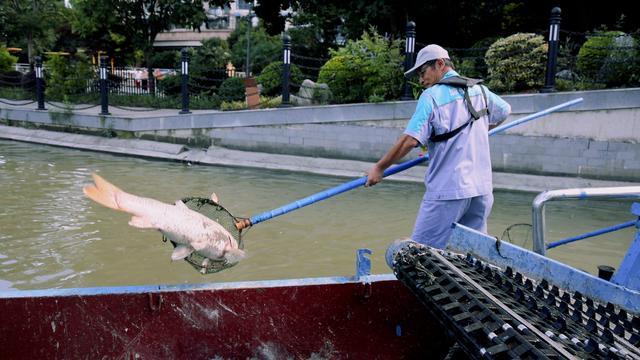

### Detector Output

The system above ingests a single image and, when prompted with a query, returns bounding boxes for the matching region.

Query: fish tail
[83,173,126,211]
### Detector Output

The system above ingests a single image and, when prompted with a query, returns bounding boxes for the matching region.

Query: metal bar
[610,202,640,290]
[532,186,640,255]
[546,219,636,249]
[447,223,640,314]
[247,98,584,227]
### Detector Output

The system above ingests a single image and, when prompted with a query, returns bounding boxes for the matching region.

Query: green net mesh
[162,197,245,274]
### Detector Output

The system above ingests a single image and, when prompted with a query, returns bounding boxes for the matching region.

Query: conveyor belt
[390,242,640,359]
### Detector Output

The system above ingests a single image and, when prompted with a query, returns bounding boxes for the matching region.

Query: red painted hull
[0,276,449,359]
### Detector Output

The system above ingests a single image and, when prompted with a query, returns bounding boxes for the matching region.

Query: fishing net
[162,197,246,274]
[500,223,533,250]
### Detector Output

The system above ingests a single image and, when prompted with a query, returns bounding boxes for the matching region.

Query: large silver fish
[83,173,245,268]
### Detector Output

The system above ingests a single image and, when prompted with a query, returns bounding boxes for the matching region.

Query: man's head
[405,44,454,87]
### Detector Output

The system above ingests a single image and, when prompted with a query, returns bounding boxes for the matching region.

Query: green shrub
[318,29,403,103]
[256,61,303,96]
[229,21,281,75]
[317,55,365,103]
[576,31,638,87]
[45,54,95,101]
[151,50,179,68]
[220,99,247,111]
[218,76,245,102]
[157,74,182,96]
[451,37,497,79]
[190,38,231,94]
[485,33,547,92]
[0,47,18,72]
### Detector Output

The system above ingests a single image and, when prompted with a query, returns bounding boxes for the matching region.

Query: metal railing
[532,186,640,255]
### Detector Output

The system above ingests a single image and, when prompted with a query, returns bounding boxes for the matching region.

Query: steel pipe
[532,186,640,255]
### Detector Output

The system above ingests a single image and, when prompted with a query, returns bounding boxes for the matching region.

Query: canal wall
[1,88,639,181]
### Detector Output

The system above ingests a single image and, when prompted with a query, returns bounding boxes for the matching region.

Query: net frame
[162,197,247,274]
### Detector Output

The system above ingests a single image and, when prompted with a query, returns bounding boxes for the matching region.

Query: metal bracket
[632,202,640,217]
[148,293,163,312]
[355,248,372,280]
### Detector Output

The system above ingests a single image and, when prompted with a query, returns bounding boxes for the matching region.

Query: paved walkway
[1,124,637,193]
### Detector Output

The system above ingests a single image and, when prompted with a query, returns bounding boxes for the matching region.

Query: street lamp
[245,1,257,77]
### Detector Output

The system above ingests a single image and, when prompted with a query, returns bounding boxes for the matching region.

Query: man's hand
[365,164,384,187]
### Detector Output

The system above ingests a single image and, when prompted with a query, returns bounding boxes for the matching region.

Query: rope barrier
[45,101,100,111]
[0,99,36,106]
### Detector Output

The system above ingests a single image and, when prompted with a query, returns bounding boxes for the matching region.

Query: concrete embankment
[1,87,639,183]
[1,124,636,193]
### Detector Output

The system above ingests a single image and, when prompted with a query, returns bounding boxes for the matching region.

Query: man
[365,44,511,249]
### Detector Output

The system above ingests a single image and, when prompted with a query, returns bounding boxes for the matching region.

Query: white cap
[404,44,450,77]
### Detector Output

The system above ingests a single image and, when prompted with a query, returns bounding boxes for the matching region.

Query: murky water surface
[0,140,636,290]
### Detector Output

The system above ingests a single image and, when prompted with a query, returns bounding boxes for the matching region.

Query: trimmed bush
[317,55,365,103]
[256,61,303,96]
[0,47,18,72]
[318,29,403,103]
[485,33,547,92]
[576,31,638,87]
[157,74,182,96]
[218,76,245,102]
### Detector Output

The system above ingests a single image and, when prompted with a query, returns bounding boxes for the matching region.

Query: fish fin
[129,216,155,229]
[174,200,188,209]
[171,245,194,261]
[200,258,210,274]
[223,248,245,264]
[210,192,219,203]
[83,173,124,211]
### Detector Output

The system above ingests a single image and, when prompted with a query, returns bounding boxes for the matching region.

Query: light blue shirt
[404,70,511,200]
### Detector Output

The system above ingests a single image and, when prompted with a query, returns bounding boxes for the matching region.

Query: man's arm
[365,134,419,187]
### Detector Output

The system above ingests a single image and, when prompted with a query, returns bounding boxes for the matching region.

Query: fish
[83,173,245,268]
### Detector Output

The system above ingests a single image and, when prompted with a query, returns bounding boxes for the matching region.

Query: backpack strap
[429,76,490,143]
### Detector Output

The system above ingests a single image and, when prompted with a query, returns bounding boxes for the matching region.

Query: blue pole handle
[248,97,584,227]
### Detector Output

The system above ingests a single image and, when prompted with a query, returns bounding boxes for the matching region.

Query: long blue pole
[248,97,584,227]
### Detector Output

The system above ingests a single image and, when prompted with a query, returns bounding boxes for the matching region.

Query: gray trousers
[411,193,494,249]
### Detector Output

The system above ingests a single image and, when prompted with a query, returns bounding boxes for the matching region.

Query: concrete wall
[1,88,639,181]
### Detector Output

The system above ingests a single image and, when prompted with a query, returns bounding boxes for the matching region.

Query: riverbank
[1,124,637,193]
[2,88,640,181]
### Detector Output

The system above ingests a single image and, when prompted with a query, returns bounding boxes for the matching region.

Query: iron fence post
[35,56,46,110]
[99,56,110,115]
[541,7,561,93]
[401,21,416,100]
[179,48,191,114]
[280,34,291,108]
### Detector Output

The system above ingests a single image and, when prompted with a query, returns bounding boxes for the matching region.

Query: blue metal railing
[532,186,640,255]
[546,219,637,249]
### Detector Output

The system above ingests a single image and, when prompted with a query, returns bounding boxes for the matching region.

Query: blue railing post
[541,7,561,93]
[99,56,110,115]
[610,203,640,291]
[34,56,46,110]
[179,48,191,114]
[280,34,292,108]
[401,21,416,100]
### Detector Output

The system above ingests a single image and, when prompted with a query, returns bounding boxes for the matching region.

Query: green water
[0,139,636,290]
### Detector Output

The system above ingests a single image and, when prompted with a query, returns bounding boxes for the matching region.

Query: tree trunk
[27,33,34,65]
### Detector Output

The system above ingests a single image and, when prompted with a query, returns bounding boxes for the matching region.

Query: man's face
[418,59,442,88]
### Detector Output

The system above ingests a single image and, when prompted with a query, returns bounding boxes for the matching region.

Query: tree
[73,0,230,92]
[0,0,65,63]
[227,20,281,75]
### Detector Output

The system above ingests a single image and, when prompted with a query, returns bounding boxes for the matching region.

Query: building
[153,1,253,48]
